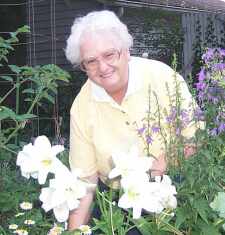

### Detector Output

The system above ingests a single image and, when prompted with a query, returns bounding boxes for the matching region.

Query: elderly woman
[65,10,199,233]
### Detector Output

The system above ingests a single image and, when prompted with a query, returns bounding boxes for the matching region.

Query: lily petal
[133,206,142,219]
[51,145,64,156]
[53,203,69,222]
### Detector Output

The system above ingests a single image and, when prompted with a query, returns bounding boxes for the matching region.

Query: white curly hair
[65,10,133,66]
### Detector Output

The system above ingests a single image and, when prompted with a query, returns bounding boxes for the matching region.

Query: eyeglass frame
[80,48,122,72]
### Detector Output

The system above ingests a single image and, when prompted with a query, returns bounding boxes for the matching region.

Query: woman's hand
[151,154,167,177]
[184,144,197,159]
[68,173,98,231]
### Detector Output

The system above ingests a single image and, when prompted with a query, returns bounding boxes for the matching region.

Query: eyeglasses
[80,49,121,72]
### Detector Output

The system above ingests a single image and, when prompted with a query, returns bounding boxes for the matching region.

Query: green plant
[89,51,225,234]
[0,26,70,234]
[1,26,225,235]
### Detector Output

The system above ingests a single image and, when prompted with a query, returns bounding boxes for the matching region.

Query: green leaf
[175,207,189,228]
[0,106,16,120]
[111,209,125,229]
[0,148,13,161]
[22,88,35,94]
[24,98,33,102]
[43,93,55,104]
[8,64,21,74]
[222,223,225,231]
[9,32,18,42]
[15,113,36,121]
[48,84,58,94]
[0,191,18,212]
[199,220,220,235]
[92,218,112,234]
[0,42,13,49]
[0,225,7,235]
[6,143,19,151]
[61,230,80,235]
[1,55,8,62]
[16,25,30,33]
[202,149,212,159]
[193,199,209,224]
[210,192,225,218]
[132,217,154,235]
[1,75,13,82]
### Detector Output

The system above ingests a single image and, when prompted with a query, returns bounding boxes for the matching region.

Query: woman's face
[80,32,130,99]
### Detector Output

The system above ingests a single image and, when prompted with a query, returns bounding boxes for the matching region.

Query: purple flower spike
[152,126,160,133]
[218,48,225,57]
[180,110,190,126]
[198,69,205,82]
[209,128,218,136]
[137,126,146,135]
[213,63,225,71]
[202,48,214,63]
[166,106,177,123]
[218,123,225,134]
[196,82,206,91]
[176,128,181,136]
[146,135,153,144]
[166,116,172,123]
[194,107,205,121]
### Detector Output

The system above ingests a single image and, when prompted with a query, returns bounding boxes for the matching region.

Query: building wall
[27,0,183,71]
[27,0,102,70]
[25,0,184,139]
[26,0,101,138]
[182,12,225,78]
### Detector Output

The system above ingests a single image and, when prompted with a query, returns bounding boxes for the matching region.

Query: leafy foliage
[0,26,71,234]
[89,51,225,235]
[1,25,225,235]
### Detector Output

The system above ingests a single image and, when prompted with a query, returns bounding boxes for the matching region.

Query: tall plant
[0,26,70,154]
[89,52,225,234]
[0,26,70,234]
[192,15,220,86]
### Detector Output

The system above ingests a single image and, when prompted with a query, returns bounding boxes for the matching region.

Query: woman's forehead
[80,33,121,58]
[81,30,120,45]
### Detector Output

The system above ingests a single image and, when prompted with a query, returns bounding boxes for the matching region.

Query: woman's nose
[98,59,109,72]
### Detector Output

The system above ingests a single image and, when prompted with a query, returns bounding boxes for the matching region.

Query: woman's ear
[126,49,131,61]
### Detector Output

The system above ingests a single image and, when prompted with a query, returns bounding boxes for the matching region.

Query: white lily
[16,135,64,184]
[39,168,92,222]
[108,145,154,179]
[118,173,150,219]
[154,175,177,209]
[118,174,177,218]
[143,175,177,214]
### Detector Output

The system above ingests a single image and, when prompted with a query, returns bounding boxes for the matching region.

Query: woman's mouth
[101,72,113,79]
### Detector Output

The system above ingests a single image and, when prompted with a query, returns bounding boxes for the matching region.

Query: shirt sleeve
[69,98,98,178]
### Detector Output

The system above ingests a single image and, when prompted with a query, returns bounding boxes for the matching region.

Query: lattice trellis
[0,0,62,141]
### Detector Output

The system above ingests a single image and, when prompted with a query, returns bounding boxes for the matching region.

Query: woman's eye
[105,52,115,59]
[87,59,97,65]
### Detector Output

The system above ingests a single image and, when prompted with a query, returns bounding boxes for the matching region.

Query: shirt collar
[90,56,142,102]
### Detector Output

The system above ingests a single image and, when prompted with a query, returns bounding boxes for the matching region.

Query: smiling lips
[101,72,113,79]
